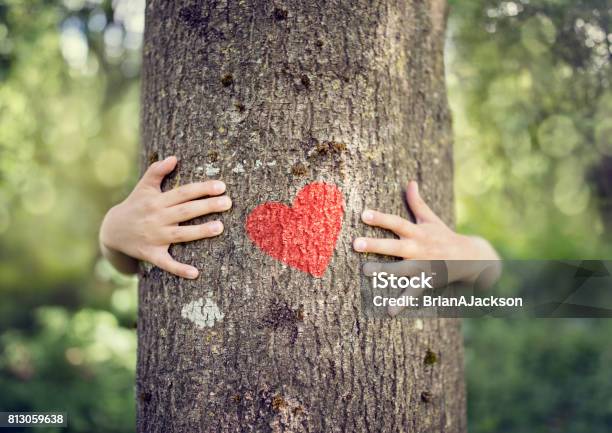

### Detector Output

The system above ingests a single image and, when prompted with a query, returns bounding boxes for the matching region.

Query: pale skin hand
[99,156,232,279]
[354,181,501,315]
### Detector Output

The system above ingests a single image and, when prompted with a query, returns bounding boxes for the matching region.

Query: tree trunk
[137,1,464,432]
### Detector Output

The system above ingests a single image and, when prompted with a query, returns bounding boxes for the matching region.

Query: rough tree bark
[138,0,464,432]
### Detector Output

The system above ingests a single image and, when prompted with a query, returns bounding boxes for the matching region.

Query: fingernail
[362,210,374,222]
[211,221,223,233]
[213,181,226,193]
[186,268,199,279]
[219,196,232,207]
[354,238,367,252]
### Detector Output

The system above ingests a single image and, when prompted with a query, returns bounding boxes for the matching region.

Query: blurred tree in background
[0,0,610,432]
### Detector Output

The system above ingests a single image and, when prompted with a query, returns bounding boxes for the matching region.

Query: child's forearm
[100,241,139,275]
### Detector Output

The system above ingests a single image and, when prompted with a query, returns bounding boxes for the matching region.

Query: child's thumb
[406,180,439,224]
[140,156,177,188]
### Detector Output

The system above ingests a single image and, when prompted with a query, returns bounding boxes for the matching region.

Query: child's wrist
[459,235,498,261]
[99,209,117,253]
[99,236,139,275]
[456,235,501,285]
[99,206,137,267]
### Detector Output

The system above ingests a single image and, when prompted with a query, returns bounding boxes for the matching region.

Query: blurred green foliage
[0,0,610,432]
[0,1,141,431]
[465,318,612,433]
[449,2,612,432]
[449,0,612,259]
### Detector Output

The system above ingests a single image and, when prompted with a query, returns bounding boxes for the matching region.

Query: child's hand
[354,181,500,316]
[99,156,232,279]
[354,181,499,281]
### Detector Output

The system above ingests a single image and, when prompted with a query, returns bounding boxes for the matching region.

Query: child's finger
[361,209,415,237]
[362,260,423,277]
[152,252,199,279]
[165,221,224,243]
[353,237,416,258]
[140,156,178,188]
[362,260,431,317]
[164,196,232,223]
[406,181,441,224]
[161,181,226,206]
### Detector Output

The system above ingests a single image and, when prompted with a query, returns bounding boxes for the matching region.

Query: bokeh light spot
[554,174,590,216]
[21,175,56,215]
[94,149,130,187]
[537,115,581,158]
[521,15,556,55]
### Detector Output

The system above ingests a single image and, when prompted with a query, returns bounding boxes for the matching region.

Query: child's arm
[99,156,232,279]
[354,180,500,283]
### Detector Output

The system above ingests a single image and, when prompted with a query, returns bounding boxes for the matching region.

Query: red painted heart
[246,182,344,277]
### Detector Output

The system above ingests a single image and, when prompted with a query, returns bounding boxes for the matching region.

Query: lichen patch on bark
[181,295,225,329]
[205,164,220,177]
[232,163,246,173]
